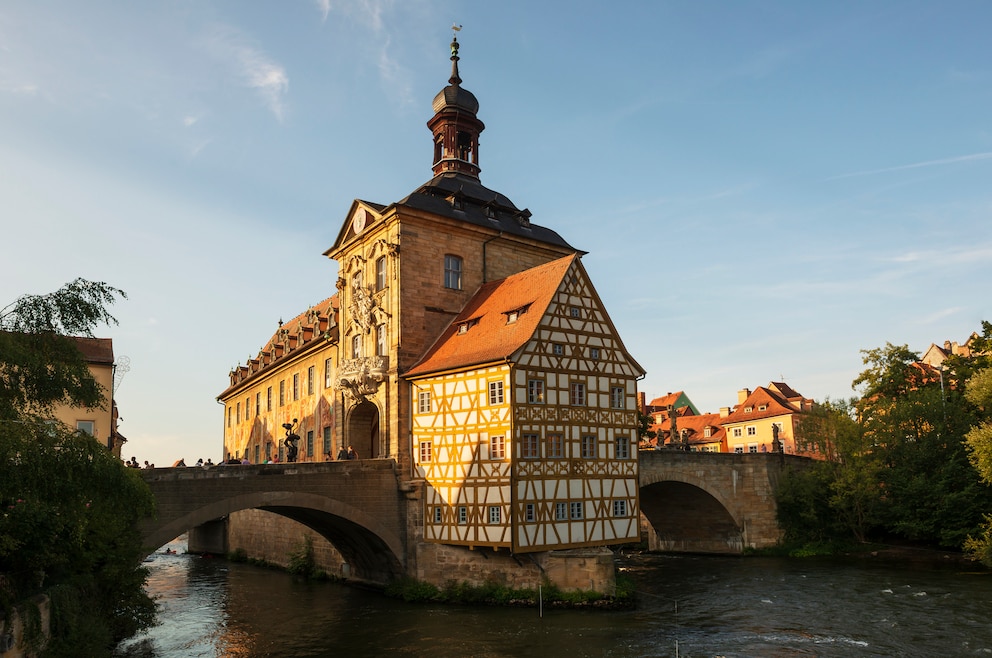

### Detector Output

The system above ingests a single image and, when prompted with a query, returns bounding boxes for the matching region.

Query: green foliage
[384,573,628,607]
[0,279,126,421]
[636,412,656,443]
[287,534,327,579]
[964,514,992,567]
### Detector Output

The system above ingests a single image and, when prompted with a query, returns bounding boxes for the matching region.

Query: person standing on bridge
[336,446,349,460]
[347,445,358,460]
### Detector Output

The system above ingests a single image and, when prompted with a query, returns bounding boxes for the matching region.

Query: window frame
[419,440,433,463]
[488,506,501,524]
[521,433,540,459]
[488,380,504,406]
[569,381,586,406]
[527,379,545,404]
[444,254,463,290]
[615,433,630,459]
[547,433,564,459]
[418,391,431,414]
[375,256,387,291]
[490,435,506,460]
[610,386,625,409]
[581,434,596,459]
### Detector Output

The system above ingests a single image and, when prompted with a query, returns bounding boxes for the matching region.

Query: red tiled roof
[405,255,577,378]
[647,412,726,448]
[71,336,114,365]
[722,386,798,424]
[648,391,684,409]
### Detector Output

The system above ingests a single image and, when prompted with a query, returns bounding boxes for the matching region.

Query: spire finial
[449,25,463,86]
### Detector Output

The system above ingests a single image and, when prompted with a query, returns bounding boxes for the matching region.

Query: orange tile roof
[405,255,577,378]
[721,386,800,424]
[648,391,685,408]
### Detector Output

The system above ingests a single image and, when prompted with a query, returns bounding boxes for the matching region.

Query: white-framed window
[758,404,767,411]
[490,435,505,460]
[522,433,540,459]
[581,435,596,459]
[444,254,463,290]
[610,386,625,409]
[488,506,501,524]
[747,425,757,436]
[525,504,535,522]
[732,427,743,438]
[76,420,95,436]
[615,434,630,459]
[704,427,712,438]
[458,506,467,525]
[488,380,504,405]
[307,366,315,395]
[570,502,584,520]
[570,306,581,318]
[376,323,387,356]
[555,502,568,521]
[552,343,564,356]
[351,334,361,359]
[433,507,442,523]
[748,443,758,453]
[420,440,432,463]
[418,391,431,414]
[547,433,564,458]
[590,347,600,359]
[375,256,387,291]
[745,406,753,413]
[506,310,519,324]
[528,379,545,404]
[569,382,586,406]
[734,446,744,454]
[613,500,628,517]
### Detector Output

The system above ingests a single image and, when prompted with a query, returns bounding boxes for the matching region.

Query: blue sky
[2,1,990,467]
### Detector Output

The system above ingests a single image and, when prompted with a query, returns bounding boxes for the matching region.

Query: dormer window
[704,427,712,438]
[745,406,753,413]
[457,317,480,334]
[484,203,498,220]
[758,404,767,411]
[503,304,530,324]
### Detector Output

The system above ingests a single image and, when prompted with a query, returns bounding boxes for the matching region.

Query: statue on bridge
[282,419,301,463]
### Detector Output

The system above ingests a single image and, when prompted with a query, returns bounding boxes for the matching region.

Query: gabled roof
[722,385,803,424]
[648,391,685,409]
[404,255,577,378]
[647,412,726,448]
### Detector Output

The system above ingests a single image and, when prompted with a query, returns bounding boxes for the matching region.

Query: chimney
[738,389,751,404]
[720,406,731,418]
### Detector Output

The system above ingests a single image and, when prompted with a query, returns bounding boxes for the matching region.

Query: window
[227,407,231,428]
[324,358,333,388]
[590,347,600,359]
[732,427,742,438]
[522,433,540,459]
[418,391,431,414]
[245,397,250,419]
[488,380,504,405]
[489,506,501,524]
[528,379,545,404]
[375,256,387,291]
[547,433,564,459]
[704,427,712,438]
[552,343,564,356]
[307,366,315,395]
[581,435,596,459]
[491,435,505,460]
[267,386,272,411]
[255,392,260,416]
[351,334,361,359]
[76,420,95,436]
[745,406,753,413]
[323,427,331,456]
[747,426,757,436]
[306,430,314,457]
[236,402,241,423]
[610,386,625,409]
[458,506,467,524]
[613,500,628,517]
[506,310,519,324]
[570,502,584,520]
[555,502,568,520]
[615,434,630,459]
[279,381,285,406]
[254,444,260,464]
[748,443,758,453]
[444,254,462,290]
[525,504,536,522]
[758,404,767,411]
[293,373,300,401]
[734,446,744,454]
[570,306,581,318]
[376,324,387,356]
[569,382,586,406]
[434,507,442,523]
[420,440,433,463]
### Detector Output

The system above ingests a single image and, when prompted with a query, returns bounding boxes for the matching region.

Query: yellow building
[720,382,816,456]
[48,337,123,457]
[218,297,338,464]
[406,255,644,552]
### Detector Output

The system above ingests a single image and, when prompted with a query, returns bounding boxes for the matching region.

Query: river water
[115,537,992,657]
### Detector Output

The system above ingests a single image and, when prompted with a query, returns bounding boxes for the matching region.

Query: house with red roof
[720,382,818,457]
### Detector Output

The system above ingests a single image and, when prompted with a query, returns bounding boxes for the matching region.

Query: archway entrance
[348,400,381,459]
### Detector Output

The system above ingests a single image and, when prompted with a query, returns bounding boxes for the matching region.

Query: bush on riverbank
[383,574,634,609]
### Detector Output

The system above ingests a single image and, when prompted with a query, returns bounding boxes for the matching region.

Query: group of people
[336,445,358,460]
[129,447,360,470]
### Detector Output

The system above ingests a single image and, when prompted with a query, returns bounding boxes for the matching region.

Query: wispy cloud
[202,24,289,121]
[314,0,331,22]
[827,152,992,180]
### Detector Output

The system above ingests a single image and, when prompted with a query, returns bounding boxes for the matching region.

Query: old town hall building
[218,37,644,586]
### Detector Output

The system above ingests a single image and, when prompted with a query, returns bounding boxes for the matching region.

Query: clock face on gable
[352,208,367,235]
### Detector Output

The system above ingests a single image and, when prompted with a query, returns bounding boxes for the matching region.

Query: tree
[0,278,126,421]
[0,279,156,655]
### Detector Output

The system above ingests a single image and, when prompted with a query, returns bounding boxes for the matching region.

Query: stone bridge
[139,452,808,584]
[139,459,408,584]
[638,451,810,553]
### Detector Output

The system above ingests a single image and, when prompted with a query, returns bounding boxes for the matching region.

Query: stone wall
[0,594,50,658]
[226,509,348,577]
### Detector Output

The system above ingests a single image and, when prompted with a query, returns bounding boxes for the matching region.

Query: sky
[1,1,990,467]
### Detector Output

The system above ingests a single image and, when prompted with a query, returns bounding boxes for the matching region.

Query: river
[115,537,992,657]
